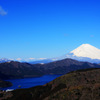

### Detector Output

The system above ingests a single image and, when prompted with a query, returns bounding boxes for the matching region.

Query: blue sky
[0,0,100,60]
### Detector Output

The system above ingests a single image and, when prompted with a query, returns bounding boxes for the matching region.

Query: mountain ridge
[0,58,99,80]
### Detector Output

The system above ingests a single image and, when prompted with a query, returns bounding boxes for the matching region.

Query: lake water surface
[1,75,61,90]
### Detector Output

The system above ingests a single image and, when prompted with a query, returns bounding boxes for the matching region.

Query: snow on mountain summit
[70,44,100,59]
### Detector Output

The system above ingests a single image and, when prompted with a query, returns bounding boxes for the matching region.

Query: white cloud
[29,58,35,60]
[39,58,47,60]
[52,59,58,61]
[9,58,14,61]
[16,58,22,61]
[0,6,7,16]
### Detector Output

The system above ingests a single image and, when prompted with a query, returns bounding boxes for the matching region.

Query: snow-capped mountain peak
[70,44,100,59]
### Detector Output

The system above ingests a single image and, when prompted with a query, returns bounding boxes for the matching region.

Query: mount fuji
[29,44,100,64]
[64,44,100,63]
[0,44,100,64]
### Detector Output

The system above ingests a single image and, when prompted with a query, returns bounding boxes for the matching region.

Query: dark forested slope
[0,59,100,80]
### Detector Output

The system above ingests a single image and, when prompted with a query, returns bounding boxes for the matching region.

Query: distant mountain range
[0,58,11,63]
[0,58,100,80]
[0,44,100,64]
[28,59,54,64]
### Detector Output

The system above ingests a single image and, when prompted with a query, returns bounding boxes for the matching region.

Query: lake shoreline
[1,74,62,90]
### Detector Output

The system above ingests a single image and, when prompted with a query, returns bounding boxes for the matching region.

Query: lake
[1,75,62,90]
